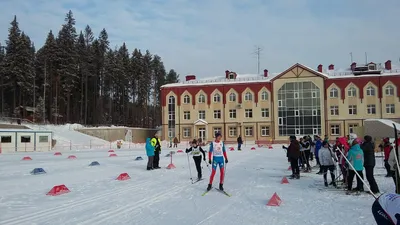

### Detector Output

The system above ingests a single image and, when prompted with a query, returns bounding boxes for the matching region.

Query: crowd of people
[283,133,400,195]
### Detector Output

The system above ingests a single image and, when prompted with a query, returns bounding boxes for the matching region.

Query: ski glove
[185,148,190,153]
[208,159,212,164]
[225,159,228,163]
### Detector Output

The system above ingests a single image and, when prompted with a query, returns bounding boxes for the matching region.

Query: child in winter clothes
[186,139,206,180]
[207,133,228,191]
[381,137,393,177]
[388,140,400,192]
[346,138,364,194]
[145,137,155,170]
[319,141,337,187]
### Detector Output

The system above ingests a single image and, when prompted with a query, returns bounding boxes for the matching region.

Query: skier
[346,138,364,194]
[372,192,400,225]
[318,141,337,187]
[300,136,311,172]
[145,137,155,170]
[381,137,393,177]
[361,135,380,194]
[314,136,323,174]
[186,139,206,180]
[150,133,161,169]
[206,132,228,191]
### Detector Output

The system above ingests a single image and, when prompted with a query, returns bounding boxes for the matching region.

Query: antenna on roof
[350,52,353,63]
[252,45,263,75]
[365,52,368,64]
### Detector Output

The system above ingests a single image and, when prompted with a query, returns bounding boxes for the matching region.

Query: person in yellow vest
[151,133,161,169]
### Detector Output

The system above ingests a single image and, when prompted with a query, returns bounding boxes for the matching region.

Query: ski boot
[219,183,224,191]
[295,174,300,179]
[288,174,295,179]
[207,184,212,191]
[324,181,328,187]
[332,182,337,188]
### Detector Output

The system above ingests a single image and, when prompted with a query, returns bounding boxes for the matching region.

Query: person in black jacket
[361,135,380,194]
[186,139,206,180]
[300,136,311,172]
[283,136,301,179]
[237,135,243,151]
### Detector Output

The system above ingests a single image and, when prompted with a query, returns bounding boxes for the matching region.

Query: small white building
[0,129,53,153]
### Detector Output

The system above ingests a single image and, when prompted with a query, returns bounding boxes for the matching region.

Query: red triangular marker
[266,192,282,206]
[281,177,289,184]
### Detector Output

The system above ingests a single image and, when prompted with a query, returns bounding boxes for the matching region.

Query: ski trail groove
[0,179,154,225]
[78,185,185,224]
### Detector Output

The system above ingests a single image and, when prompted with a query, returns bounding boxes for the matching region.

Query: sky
[0,0,399,79]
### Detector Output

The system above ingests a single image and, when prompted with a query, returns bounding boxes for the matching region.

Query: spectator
[319,141,336,187]
[361,135,380,194]
[346,138,364,194]
[283,136,301,179]
[237,135,243,151]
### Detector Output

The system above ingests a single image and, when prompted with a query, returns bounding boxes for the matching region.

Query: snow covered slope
[0,145,393,225]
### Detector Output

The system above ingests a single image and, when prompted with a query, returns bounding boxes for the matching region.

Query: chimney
[385,60,392,70]
[317,64,323,73]
[351,62,356,71]
[225,70,230,79]
[263,69,268,77]
[185,75,196,81]
[328,64,334,70]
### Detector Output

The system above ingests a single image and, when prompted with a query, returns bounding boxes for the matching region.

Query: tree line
[0,10,179,128]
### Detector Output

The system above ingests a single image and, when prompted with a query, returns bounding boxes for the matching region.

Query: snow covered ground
[0,145,394,225]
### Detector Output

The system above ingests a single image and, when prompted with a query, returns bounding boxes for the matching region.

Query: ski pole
[186,153,193,184]
[336,146,377,199]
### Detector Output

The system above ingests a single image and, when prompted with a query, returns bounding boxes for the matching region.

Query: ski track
[0,179,155,225]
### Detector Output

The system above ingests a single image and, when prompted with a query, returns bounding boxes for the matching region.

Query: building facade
[0,129,53,153]
[160,61,400,143]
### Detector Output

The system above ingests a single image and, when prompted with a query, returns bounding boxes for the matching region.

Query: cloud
[0,0,399,78]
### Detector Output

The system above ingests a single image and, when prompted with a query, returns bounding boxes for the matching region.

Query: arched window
[213,93,221,102]
[261,91,268,101]
[385,85,394,96]
[198,94,206,103]
[244,92,253,101]
[168,96,176,138]
[183,95,190,104]
[229,93,236,102]
[330,88,338,98]
[348,87,357,97]
[366,86,375,96]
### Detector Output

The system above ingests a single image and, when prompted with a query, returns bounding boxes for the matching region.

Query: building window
[244,92,253,101]
[198,94,206,103]
[312,109,318,116]
[245,127,253,136]
[198,110,206,119]
[261,126,270,136]
[349,124,358,134]
[229,127,237,137]
[385,85,394,96]
[294,110,300,117]
[168,96,176,138]
[313,128,319,135]
[330,88,338,98]
[183,111,190,120]
[229,93,236,102]
[330,125,340,136]
[213,110,221,119]
[39,136,49,143]
[295,128,300,135]
[261,91,268,101]
[294,92,299,99]
[213,127,222,136]
[349,105,357,115]
[21,135,31,143]
[278,117,283,125]
[229,109,236,119]
[183,95,190,104]
[229,73,235,79]
[183,128,191,138]
[330,106,339,116]
[1,136,12,143]
[348,87,357,97]
[367,104,376,114]
[245,109,253,118]
[366,86,375,96]
[278,100,283,107]
[312,91,317,98]
[213,93,221,103]
[386,104,395,114]
[261,108,269,118]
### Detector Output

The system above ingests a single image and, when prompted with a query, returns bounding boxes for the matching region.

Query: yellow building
[160,61,400,143]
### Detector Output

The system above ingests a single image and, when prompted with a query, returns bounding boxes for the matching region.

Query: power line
[252,46,263,75]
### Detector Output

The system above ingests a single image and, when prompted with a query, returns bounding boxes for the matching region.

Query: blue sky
[0,0,399,78]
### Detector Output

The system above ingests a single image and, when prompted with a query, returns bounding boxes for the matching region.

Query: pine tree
[0,43,7,116]
[35,96,45,122]
[166,69,180,84]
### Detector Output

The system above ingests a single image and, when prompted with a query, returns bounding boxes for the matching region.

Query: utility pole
[252,46,263,75]
[43,60,46,124]
[350,52,353,63]
[33,71,36,122]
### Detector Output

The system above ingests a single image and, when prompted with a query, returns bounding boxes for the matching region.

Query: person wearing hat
[283,136,301,179]
[206,132,228,191]
[150,132,162,169]
[186,139,206,180]
[346,138,364,194]
[381,137,393,177]
[318,141,337,187]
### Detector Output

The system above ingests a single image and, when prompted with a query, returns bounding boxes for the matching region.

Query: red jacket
[384,143,392,161]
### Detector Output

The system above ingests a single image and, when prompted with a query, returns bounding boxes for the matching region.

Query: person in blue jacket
[145,137,155,170]
[346,138,365,194]
[314,136,323,174]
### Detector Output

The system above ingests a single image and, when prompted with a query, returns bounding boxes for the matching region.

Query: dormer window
[229,73,235,79]
[367,63,376,71]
